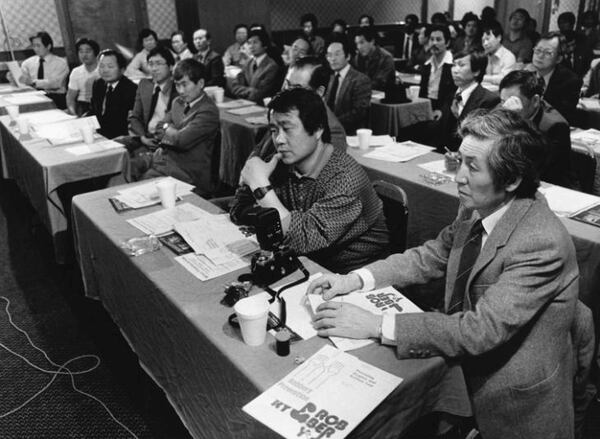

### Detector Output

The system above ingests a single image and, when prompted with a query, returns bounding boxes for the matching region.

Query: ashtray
[121,235,161,256]
[421,172,452,186]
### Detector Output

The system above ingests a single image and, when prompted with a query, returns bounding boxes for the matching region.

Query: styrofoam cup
[156,179,176,209]
[214,87,224,103]
[80,125,95,144]
[409,86,420,101]
[234,295,270,346]
[6,105,19,120]
[356,128,372,150]
[17,117,28,135]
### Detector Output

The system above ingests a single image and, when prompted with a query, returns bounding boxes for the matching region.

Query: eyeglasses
[148,61,168,67]
[533,48,556,58]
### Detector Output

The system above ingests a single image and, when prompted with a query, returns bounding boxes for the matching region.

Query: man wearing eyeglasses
[124,46,178,160]
[526,31,582,123]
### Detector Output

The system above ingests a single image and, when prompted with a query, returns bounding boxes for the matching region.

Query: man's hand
[307,273,362,300]
[141,135,158,149]
[313,301,382,339]
[502,96,523,112]
[154,123,167,142]
[239,154,280,189]
[432,109,443,121]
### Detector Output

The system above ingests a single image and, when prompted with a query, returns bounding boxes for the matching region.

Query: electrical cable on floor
[0,295,139,439]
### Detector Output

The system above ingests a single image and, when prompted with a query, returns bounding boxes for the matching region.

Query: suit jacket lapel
[336,68,353,110]
[460,85,482,120]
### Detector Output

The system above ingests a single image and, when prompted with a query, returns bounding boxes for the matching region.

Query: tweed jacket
[324,67,372,135]
[128,78,178,137]
[231,55,280,103]
[365,195,578,439]
[90,76,137,139]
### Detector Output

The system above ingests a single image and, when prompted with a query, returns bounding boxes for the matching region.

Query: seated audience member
[309,108,578,439]
[331,19,348,36]
[352,27,395,91]
[582,58,600,97]
[480,6,497,27]
[581,10,600,51]
[193,29,225,88]
[125,28,159,78]
[445,47,499,149]
[124,46,178,161]
[558,12,593,77]
[223,24,250,67]
[503,9,533,64]
[90,50,137,139]
[406,24,430,72]
[132,59,220,196]
[66,38,99,116]
[170,31,193,62]
[324,38,372,134]
[527,32,582,124]
[283,36,312,82]
[398,14,419,59]
[301,13,325,58]
[481,21,516,85]
[451,12,482,54]
[16,31,69,109]
[359,14,374,27]
[231,29,281,104]
[418,25,455,111]
[231,88,388,273]
[500,70,572,188]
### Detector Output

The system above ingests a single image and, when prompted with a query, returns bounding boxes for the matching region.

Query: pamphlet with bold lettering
[243,345,402,439]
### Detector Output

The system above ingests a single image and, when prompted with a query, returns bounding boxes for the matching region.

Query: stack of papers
[346,134,394,148]
[418,159,457,179]
[3,91,50,105]
[127,202,209,235]
[64,139,124,155]
[579,98,600,111]
[243,344,402,439]
[363,140,434,162]
[571,128,600,145]
[539,185,600,217]
[227,105,265,115]
[217,99,255,109]
[18,109,75,126]
[245,114,268,125]
[30,116,99,145]
[114,177,194,209]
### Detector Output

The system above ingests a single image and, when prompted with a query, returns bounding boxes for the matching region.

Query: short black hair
[75,37,100,56]
[354,27,377,42]
[461,12,479,28]
[99,49,127,69]
[30,31,53,50]
[171,30,185,40]
[460,108,545,198]
[405,14,419,24]
[499,70,544,99]
[332,19,347,31]
[301,13,318,27]
[173,58,206,83]
[431,12,447,24]
[233,24,248,34]
[327,35,352,57]
[269,87,331,144]
[147,45,175,66]
[537,31,567,58]
[454,47,488,83]
[359,14,374,26]
[138,28,158,44]
[483,21,503,38]
[426,24,450,42]
[558,12,576,26]
[248,29,270,49]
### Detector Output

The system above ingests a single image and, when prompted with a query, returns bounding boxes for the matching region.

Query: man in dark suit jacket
[352,27,395,91]
[324,38,371,135]
[231,29,280,104]
[123,46,178,159]
[529,32,582,124]
[418,25,456,111]
[193,29,225,87]
[500,70,573,188]
[444,47,500,149]
[133,59,220,197]
[310,109,579,439]
[90,49,137,139]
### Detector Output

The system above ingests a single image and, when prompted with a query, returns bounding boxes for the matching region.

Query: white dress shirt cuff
[381,313,397,345]
[351,268,375,291]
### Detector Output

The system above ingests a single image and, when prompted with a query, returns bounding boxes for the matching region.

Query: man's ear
[505,176,522,194]
[315,127,324,141]
[197,78,205,89]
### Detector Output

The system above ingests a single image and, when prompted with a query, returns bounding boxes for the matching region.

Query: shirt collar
[337,63,351,81]
[542,68,555,86]
[255,53,267,67]
[106,79,120,89]
[425,50,453,67]
[155,77,173,93]
[186,93,204,109]
[291,144,333,179]
[481,198,514,236]
[458,82,478,102]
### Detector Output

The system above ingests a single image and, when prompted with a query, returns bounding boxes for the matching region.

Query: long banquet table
[0,111,130,263]
[71,184,472,439]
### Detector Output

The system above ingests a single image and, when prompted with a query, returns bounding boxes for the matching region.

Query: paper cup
[356,128,372,150]
[409,86,420,101]
[80,125,95,144]
[234,295,270,346]
[263,97,272,107]
[6,105,19,120]
[156,179,176,209]
[214,87,224,103]
[16,117,28,135]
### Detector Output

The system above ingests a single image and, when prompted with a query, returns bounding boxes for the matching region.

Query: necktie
[327,73,340,109]
[537,74,547,94]
[148,85,161,122]
[252,60,258,73]
[448,220,483,314]
[103,85,113,116]
[184,103,191,115]
[37,58,44,80]
[403,35,411,58]
[451,92,463,118]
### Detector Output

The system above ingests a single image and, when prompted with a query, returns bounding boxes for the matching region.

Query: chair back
[571,143,597,194]
[373,180,409,254]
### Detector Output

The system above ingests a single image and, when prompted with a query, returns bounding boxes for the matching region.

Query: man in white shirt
[308,108,579,439]
[170,31,193,62]
[418,25,455,112]
[66,38,99,115]
[17,31,69,109]
[481,21,516,86]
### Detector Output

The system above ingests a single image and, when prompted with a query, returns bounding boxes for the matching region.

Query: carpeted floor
[0,178,190,438]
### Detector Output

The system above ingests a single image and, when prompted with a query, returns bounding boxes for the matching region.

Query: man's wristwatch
[252,185,272,200]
